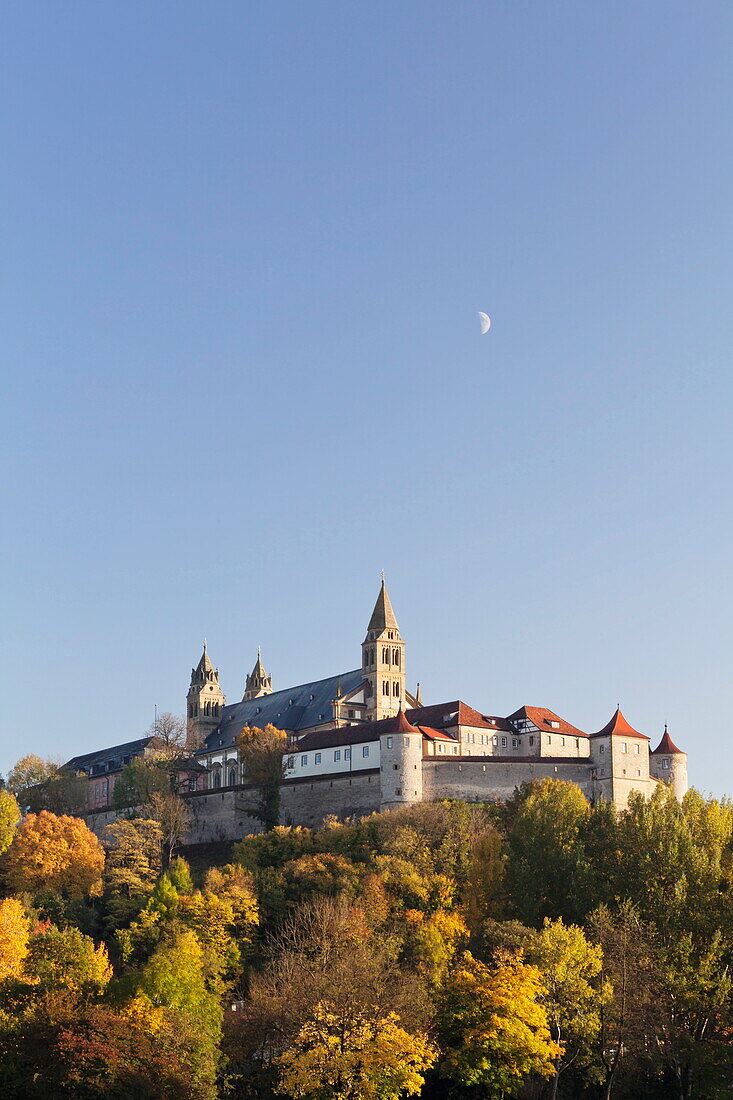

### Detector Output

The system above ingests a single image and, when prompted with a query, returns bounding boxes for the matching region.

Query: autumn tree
[149,790,190,863]
[439,949,560,1098]
[587,901,661,1100]
[103,817,163,930]
[25,924,111,996]
[147,711,188,759]
[278,1003,436,1100]
[0,788,20,855]
[528,917,604,1100]
[0,897,30,983]
[137,930,223,1097]
[236,724,289,830]
[6,755,59,804]
[2,811,104,898]
[112,757,170,812]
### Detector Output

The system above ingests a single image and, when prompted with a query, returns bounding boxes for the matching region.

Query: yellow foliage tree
[278,1002,437,1100]
[2,810,104,897]
[0,789,20,855]
[440,950,560,1099]
[25,924,112,995]
[0,897,30,983]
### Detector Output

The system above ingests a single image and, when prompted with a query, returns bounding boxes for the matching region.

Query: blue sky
[2,2,732,794]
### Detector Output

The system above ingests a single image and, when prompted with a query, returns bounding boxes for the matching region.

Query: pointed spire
[367,576,399,633]
[415,682,423,706]
[651,724,685,755]
[194,641,214,675]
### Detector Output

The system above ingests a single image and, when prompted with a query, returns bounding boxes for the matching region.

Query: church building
[66,579,689,840]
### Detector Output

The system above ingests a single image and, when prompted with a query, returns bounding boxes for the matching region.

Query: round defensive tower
[649,724,688,800]
[379,708,424,810]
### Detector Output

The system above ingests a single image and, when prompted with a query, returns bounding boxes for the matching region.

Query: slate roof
[63,736,159,776]
[202,669,366,752]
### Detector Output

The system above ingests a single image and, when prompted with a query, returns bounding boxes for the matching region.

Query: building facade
[66,579,689,841]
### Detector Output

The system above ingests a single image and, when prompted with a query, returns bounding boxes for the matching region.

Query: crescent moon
[478,311,491,334]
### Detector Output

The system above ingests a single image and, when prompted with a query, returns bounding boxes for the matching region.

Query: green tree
[528,918,604,1100]
[587,901,660,1100]
[439,949,560,1098]
[137,930,223,1098]
[506,779,591,926]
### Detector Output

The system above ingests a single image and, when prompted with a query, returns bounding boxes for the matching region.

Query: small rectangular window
[386,736,393,748]
[344,748,351,760]
[452,746,458,755]
[301,755,308,766]
[560,737,565,746]
[334,750,341,761]
[547,735,552,744]
[512,738,519,748]
[438,743,443,753]
[622,743,628,753]
[362,745,369,758]
[529,735,534,746]
[501,736,507,747]
[634,744,640,754]
[600,744,605,753]
[492,735,498,746]
[315,753,321,765]
[663,759,670,770]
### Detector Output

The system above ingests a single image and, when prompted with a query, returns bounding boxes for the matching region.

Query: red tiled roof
[590,708,649,741]
[296,709,421,751]
[507,705,588,739]
[406,701,511,732]
[651,726,685,755]
[417,725,457,742]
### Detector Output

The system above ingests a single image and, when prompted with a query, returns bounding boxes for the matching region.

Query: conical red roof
[651,726,685,755]
[392,708,420,734]
[590,708,649,741]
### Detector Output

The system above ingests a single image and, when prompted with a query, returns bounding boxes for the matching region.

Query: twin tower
[186,578,411,745]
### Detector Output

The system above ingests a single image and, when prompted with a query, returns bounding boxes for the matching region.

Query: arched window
[228,767,237,787]
[393,682,399,696]
[393,649,400,667]
[213,771,221,789]
[383,680,390,696]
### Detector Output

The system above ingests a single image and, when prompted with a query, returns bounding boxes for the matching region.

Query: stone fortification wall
[86,770,383,846]
[422,757,595,803]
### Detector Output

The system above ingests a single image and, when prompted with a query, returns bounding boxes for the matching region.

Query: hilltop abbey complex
[66,580,689,844]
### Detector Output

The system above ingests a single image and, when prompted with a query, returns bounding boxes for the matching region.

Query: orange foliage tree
[2,811,104,898]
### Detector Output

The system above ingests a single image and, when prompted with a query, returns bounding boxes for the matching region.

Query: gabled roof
[507,705,588,739]
[367,580,399,633]
[651,725,686,755]
[406,701,510,732]
[418,725,458,742]
[202,669,365,752]
[590,708,649,741]
[63,736,159,775]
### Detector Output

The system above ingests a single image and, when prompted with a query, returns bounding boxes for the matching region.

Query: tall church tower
[243,649,273,700]
[362,577,406,721]
[186,643,226,749]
